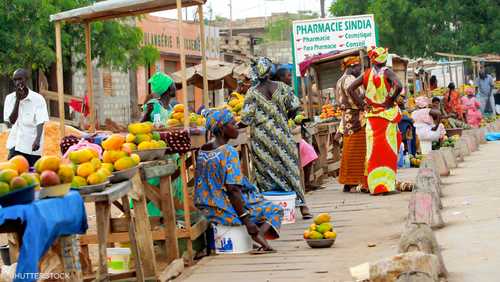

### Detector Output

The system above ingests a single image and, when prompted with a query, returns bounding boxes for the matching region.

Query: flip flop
[250,247,277,255]
[302,213,313,220]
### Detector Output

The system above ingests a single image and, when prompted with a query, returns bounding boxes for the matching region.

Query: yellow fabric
[365,68,401,121]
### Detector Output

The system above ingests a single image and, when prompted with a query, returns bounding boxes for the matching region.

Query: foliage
[0,0,159,76]
[263,12,318,42]
[329,0,500,58]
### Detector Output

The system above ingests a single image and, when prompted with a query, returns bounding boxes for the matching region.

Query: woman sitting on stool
[194,109,283,254]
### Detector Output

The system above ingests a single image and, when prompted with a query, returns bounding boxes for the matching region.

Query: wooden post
[198,4,209,107]
[54,21,65,136]
[177,0,189,128]
[84,22,95,132]
[300,76,308,117]
[180,154,193,265]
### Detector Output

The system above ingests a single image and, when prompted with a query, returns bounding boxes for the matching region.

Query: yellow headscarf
[342,56,360,70]
[368,46,388,64]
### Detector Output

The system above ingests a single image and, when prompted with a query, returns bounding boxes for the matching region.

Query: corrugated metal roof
[50,0,205,23]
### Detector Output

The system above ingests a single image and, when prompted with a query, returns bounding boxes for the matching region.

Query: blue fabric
[399,116,417,156]
[485,132,500,141]
[0,191,88,281]
[194,144,283,233]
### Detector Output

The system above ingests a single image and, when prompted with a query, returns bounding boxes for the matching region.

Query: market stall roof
[299,47,366,76]
[170,60,238,90]
[50,0,205,23]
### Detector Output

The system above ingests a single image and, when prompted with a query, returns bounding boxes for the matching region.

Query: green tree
[329,0,500,58]
[0,0,159,76]
[263,12,318,42]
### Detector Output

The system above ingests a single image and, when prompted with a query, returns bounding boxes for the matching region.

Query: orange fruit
[9,156,29,174]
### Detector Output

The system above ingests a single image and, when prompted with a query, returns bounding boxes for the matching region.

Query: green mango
[308,231,324,239]
[317,222,333,234]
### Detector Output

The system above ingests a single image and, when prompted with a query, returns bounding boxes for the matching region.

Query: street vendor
[475,66,496,115]
[347,47,402,195]
[141,72,176,124]
[3,69,49,166]
[462,86,482,128]
[241,57,312,219]
[335,56,368,193]
[412,96,446,142]
[195,109,283,254]
[443,82,464,121]
[273,67,321,192]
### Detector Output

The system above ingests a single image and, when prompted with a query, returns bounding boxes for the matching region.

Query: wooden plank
[179,154,194,264]
[176,0,189,128]
[54,21,65,136]
[121,194,146,281]
[95,201,110,281]
[160,174,180,264]
[130,174,157,277]
[190,217,208,240]
[80,228,189,245]
[198,4,209,106]
[143,182,161,208]
[82,181,131,203]
[84,21,95,132]
[41,89,82,103]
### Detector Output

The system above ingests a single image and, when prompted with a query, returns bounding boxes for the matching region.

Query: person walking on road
[475,65,496,115]
[3,69,49,166]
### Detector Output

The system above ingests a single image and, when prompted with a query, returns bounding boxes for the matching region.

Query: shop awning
[50,0,205,23]
[170,60,238,90]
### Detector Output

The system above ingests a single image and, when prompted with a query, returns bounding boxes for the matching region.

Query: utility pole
[320,0,326,18]
[229,0,233,40]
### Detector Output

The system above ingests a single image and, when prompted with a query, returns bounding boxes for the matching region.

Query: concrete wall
[254,41,293,64]
[72,63,131,126]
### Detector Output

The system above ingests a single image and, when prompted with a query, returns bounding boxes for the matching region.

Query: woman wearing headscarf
[443,82,464,121]
[335,56,368,193]
[412,96,446,142]
[142,72,177,123]
[461,86,482,128]
[241,57,312,218]
[195,109,283,254]
[347,47,403,195]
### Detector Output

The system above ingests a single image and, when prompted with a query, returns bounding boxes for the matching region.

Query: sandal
[250,247,277,255]
[300,206,313,220]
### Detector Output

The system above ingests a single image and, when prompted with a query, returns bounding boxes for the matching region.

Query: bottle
[153,114,161,128]
[404,153,411,168]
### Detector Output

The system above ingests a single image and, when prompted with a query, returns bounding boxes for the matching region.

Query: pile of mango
[68,148,110,187]
[431,87,447,97]
[126,123,167,151]
[303,213,337,240]
[319,104,341,120]
[100,134,141,175]
[225,93,244,122]
[0,156,43,195]
[440,134,459,148]
[410,154,424,168]
[167,104,205,128]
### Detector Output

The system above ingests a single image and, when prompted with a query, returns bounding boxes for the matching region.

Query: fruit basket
[39,183,71,199]
[0,185,36,207]
[305,238,336,248]
[109,166,139,183]
[445,128,463,137]
[132,149,166,162]
[72,181,110,195]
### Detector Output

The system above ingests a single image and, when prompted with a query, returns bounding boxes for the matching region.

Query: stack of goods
[167,104,205,128]
[34,156,75,188]
[225,93,245,122]
[101,134,141,174]
[126,123,167,151]
[440,135,460,148]
[0,156,40,195]
[409,154,423,168]
[68,148,110,187]
[303,213,337,241]
[442,118,471,130]
[319,104,341,121]
[431,87,446,97]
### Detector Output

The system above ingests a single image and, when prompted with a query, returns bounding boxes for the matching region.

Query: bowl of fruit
[303,213,337,249]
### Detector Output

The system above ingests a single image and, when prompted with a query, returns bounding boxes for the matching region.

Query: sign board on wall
[292,14,377,76]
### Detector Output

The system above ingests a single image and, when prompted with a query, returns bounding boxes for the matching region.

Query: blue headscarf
[203,109,234,136]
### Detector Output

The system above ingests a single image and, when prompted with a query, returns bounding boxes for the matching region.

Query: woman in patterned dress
[347,47,403,195]
[240,57,312,218]
[194,109,283,253]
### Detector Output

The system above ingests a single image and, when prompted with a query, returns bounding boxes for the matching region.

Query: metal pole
[229,0,233,39]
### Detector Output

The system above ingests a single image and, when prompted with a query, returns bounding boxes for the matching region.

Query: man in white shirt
[4,69,49,166]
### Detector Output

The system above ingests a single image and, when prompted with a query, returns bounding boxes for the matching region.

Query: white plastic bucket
[262,191,297,224]
[420,140,433,155]
[213,224,252,254]
[107,248,131,274]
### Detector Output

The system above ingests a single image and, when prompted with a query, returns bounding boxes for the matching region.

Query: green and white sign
[292,14,377,76]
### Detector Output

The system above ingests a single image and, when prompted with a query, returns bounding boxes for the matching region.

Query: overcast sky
[155,0,335,20]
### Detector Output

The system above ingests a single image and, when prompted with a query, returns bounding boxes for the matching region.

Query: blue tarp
[0,191,88,282]
[486,132,500,141]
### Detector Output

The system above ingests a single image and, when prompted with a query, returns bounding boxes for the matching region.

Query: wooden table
[80,180,155,281]
[308,122,340,182]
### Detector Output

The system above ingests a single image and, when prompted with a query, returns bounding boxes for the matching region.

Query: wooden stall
[50,0,208,280]
[389,54,409,88]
